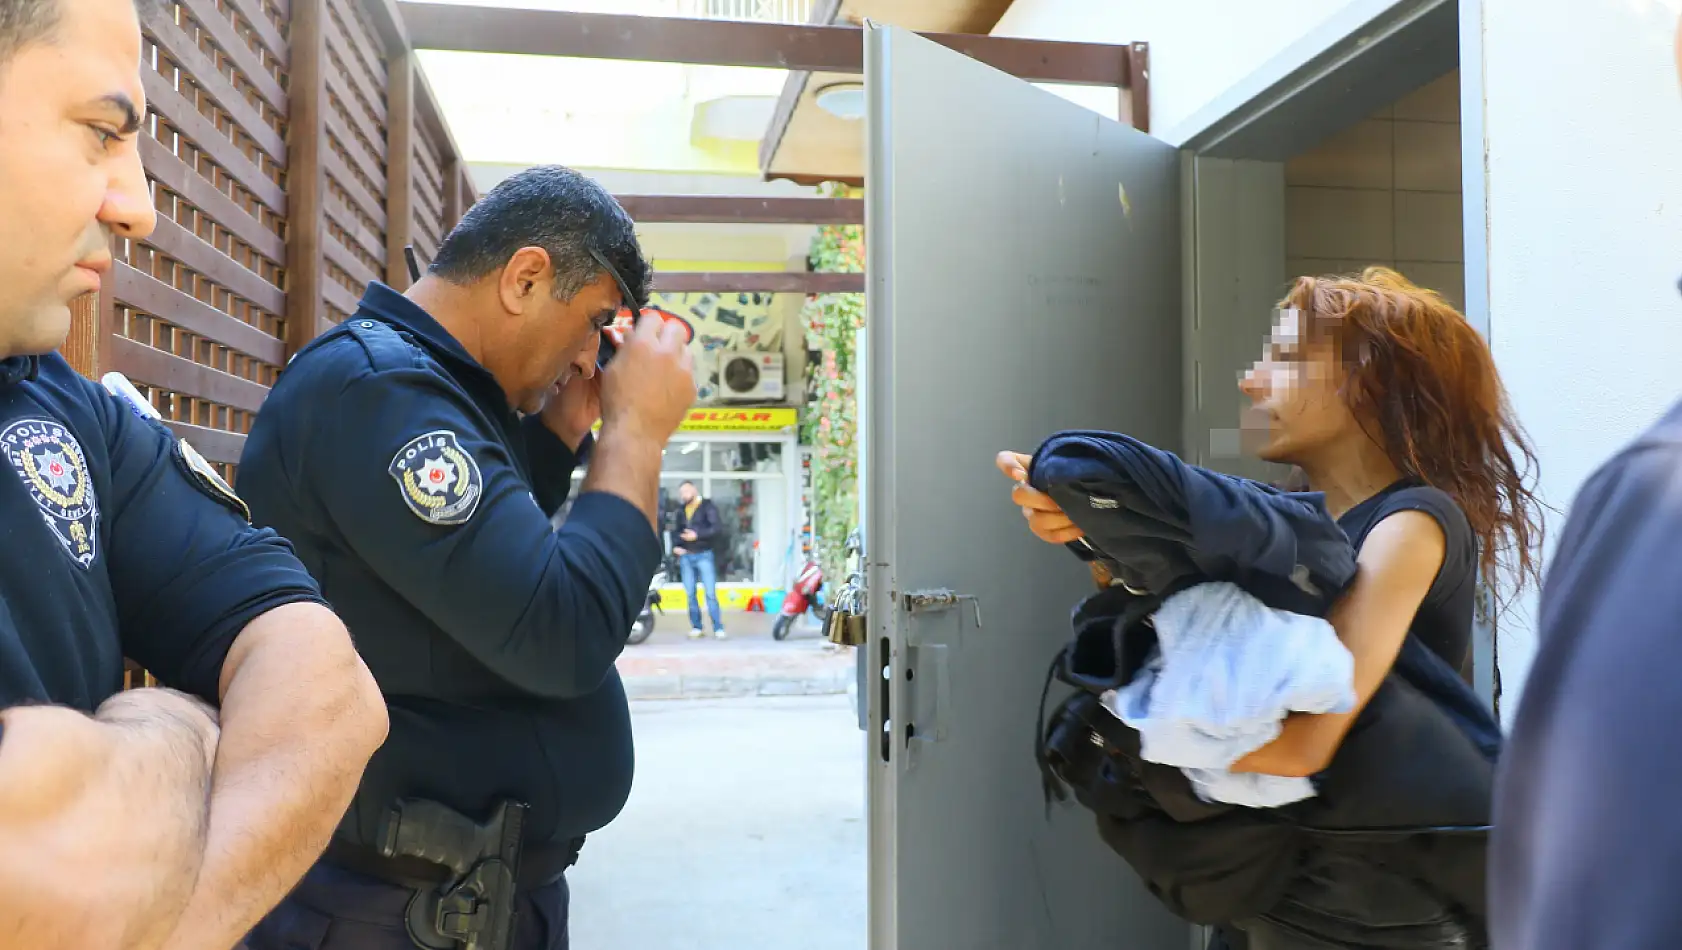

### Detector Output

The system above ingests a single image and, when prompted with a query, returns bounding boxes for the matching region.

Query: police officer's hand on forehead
[598,309,695,441]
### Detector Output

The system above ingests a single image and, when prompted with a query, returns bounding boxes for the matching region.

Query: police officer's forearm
[0,694,219,950]
[581,421,667,528]
[157,603,389,950]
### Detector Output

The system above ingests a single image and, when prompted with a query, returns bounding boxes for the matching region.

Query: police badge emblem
[389,429,483,526]
[0,418,99,568]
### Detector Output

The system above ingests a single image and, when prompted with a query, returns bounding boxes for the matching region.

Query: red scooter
[772,558,829,641]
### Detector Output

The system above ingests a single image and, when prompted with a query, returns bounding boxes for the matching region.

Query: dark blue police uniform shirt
[0,353,326,709]
[237,283,662,848]
[1490,394,1682,950]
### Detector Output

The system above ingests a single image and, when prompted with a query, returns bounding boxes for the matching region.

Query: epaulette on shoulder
[344,317,421,374]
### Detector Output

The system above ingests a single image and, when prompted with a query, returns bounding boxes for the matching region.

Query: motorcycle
[627,567,665,646]
[771,558,829,641]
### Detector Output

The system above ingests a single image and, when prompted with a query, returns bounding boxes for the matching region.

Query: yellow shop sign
[589,407,797,434]
[678,408,797,432]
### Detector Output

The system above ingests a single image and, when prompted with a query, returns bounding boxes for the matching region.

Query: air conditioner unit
[717,351,785,401]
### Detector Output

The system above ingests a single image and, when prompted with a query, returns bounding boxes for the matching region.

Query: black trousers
[1228,847,1481,950]
[246,859,570,950]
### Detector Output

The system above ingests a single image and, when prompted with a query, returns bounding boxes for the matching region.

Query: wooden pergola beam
[396,3,1134,86]
[651,272,863,294]
[616,195,862,225]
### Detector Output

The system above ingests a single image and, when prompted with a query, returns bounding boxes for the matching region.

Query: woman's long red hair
[1281,267,1544,605]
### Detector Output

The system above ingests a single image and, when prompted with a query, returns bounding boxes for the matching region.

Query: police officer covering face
[240,165,695,950]
[0,0,390,947]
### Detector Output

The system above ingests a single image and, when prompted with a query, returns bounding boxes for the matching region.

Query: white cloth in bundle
[1100,580,1356,808]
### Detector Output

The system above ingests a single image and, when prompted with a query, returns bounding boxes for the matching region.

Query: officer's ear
[498,247,553,316]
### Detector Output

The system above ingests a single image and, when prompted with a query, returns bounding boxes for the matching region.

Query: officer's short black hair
[429,165,651,312]
[0,0,158,67]
[680,480,696,490]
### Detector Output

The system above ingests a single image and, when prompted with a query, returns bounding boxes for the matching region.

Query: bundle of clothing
[1028,431,1499,948]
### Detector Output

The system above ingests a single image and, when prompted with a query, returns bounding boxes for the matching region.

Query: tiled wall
[1284,71,1464,308]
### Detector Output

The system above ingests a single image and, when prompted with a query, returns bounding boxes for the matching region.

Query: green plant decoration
[801,181,865,586]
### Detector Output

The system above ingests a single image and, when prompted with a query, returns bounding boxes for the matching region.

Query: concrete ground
[616,609,856,701]
[568,695,867,950]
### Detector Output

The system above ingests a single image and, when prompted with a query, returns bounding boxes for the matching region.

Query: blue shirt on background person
[238,164,697,950]
[1490,391,1682,949]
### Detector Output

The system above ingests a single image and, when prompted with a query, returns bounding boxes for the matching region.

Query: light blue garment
[1100,581,1356,808]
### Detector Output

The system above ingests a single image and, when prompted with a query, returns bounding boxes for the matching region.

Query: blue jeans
[679,550,725,631]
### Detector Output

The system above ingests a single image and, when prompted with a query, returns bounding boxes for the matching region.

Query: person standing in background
[1487,13,1682,945]
[674,479,728,639]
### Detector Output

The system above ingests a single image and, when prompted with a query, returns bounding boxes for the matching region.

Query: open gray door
[863,25,1191,950]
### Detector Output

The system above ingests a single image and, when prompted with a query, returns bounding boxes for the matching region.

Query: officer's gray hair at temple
[427,165,652,312]
[0,0,161,65]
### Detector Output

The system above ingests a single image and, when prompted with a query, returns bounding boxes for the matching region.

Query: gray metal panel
[1456,0,1498,716]
[1171,0,1457,161]
[1183,156,1291,484]
[864,25,1188,950]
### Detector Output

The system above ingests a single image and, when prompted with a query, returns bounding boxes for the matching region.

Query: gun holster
[374,798,529,950]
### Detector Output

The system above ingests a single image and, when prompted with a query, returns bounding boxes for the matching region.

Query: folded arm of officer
[103,388,391,950]
[0,0,389,946]
[0,399,390,950]
[306,311,694,699]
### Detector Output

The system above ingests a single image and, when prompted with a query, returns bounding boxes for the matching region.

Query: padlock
[825,578,867,647]
[825,603,850,643]
[834,610,867,647]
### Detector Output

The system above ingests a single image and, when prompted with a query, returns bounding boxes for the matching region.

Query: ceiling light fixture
[814,81,866,121]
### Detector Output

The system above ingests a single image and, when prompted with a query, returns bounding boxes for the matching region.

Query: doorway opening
[1284,71,1465,313]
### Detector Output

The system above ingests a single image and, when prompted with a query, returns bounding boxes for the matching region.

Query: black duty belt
[325,834,584,891]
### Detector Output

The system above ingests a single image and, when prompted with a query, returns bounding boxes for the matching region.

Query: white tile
[1393,72,1461,122]
[1287,258,1392,280]
[1286,119,1393,189]
[1393,120,1462,193]
[1394,261,1466,310]
[1286,187,1395,260]
[1395,191,1464,262]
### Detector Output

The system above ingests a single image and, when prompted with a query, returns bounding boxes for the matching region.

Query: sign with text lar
[591,407,797,434]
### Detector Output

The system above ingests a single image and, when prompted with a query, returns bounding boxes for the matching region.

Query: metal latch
[900,588,983,629]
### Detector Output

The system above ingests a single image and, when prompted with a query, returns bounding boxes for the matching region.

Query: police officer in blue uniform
[0,0,389,946]
[240,165,696,950]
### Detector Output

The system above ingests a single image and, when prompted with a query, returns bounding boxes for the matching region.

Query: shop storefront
[569,407,801,609]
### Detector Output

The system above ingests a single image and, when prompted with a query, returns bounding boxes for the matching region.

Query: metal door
[863,25,1191,950]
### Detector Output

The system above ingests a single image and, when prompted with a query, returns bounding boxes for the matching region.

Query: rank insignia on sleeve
[0,418,99,569]
[177,438,250,521]
[389,430,484,526]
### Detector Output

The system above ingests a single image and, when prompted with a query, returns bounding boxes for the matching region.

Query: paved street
[569,695,867,950]
[616,609,857,701]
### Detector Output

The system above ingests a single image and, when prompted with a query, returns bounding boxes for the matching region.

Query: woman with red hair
[1001,266,1542,948]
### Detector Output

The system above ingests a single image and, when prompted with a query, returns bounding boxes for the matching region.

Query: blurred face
[0,0,156,358]
[494,261,618,414]
[679,482,697,504]
[1237,309,1360,465]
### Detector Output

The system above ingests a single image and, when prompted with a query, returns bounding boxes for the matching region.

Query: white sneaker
[688,628,705,640]
[713,629,729,640]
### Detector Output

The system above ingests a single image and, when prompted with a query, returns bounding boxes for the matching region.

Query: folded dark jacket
[1029,430,1497,931]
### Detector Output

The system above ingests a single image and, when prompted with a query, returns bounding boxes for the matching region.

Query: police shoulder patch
[388,429,484,526]
[177,438,250,521]
[0,417,100,569]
